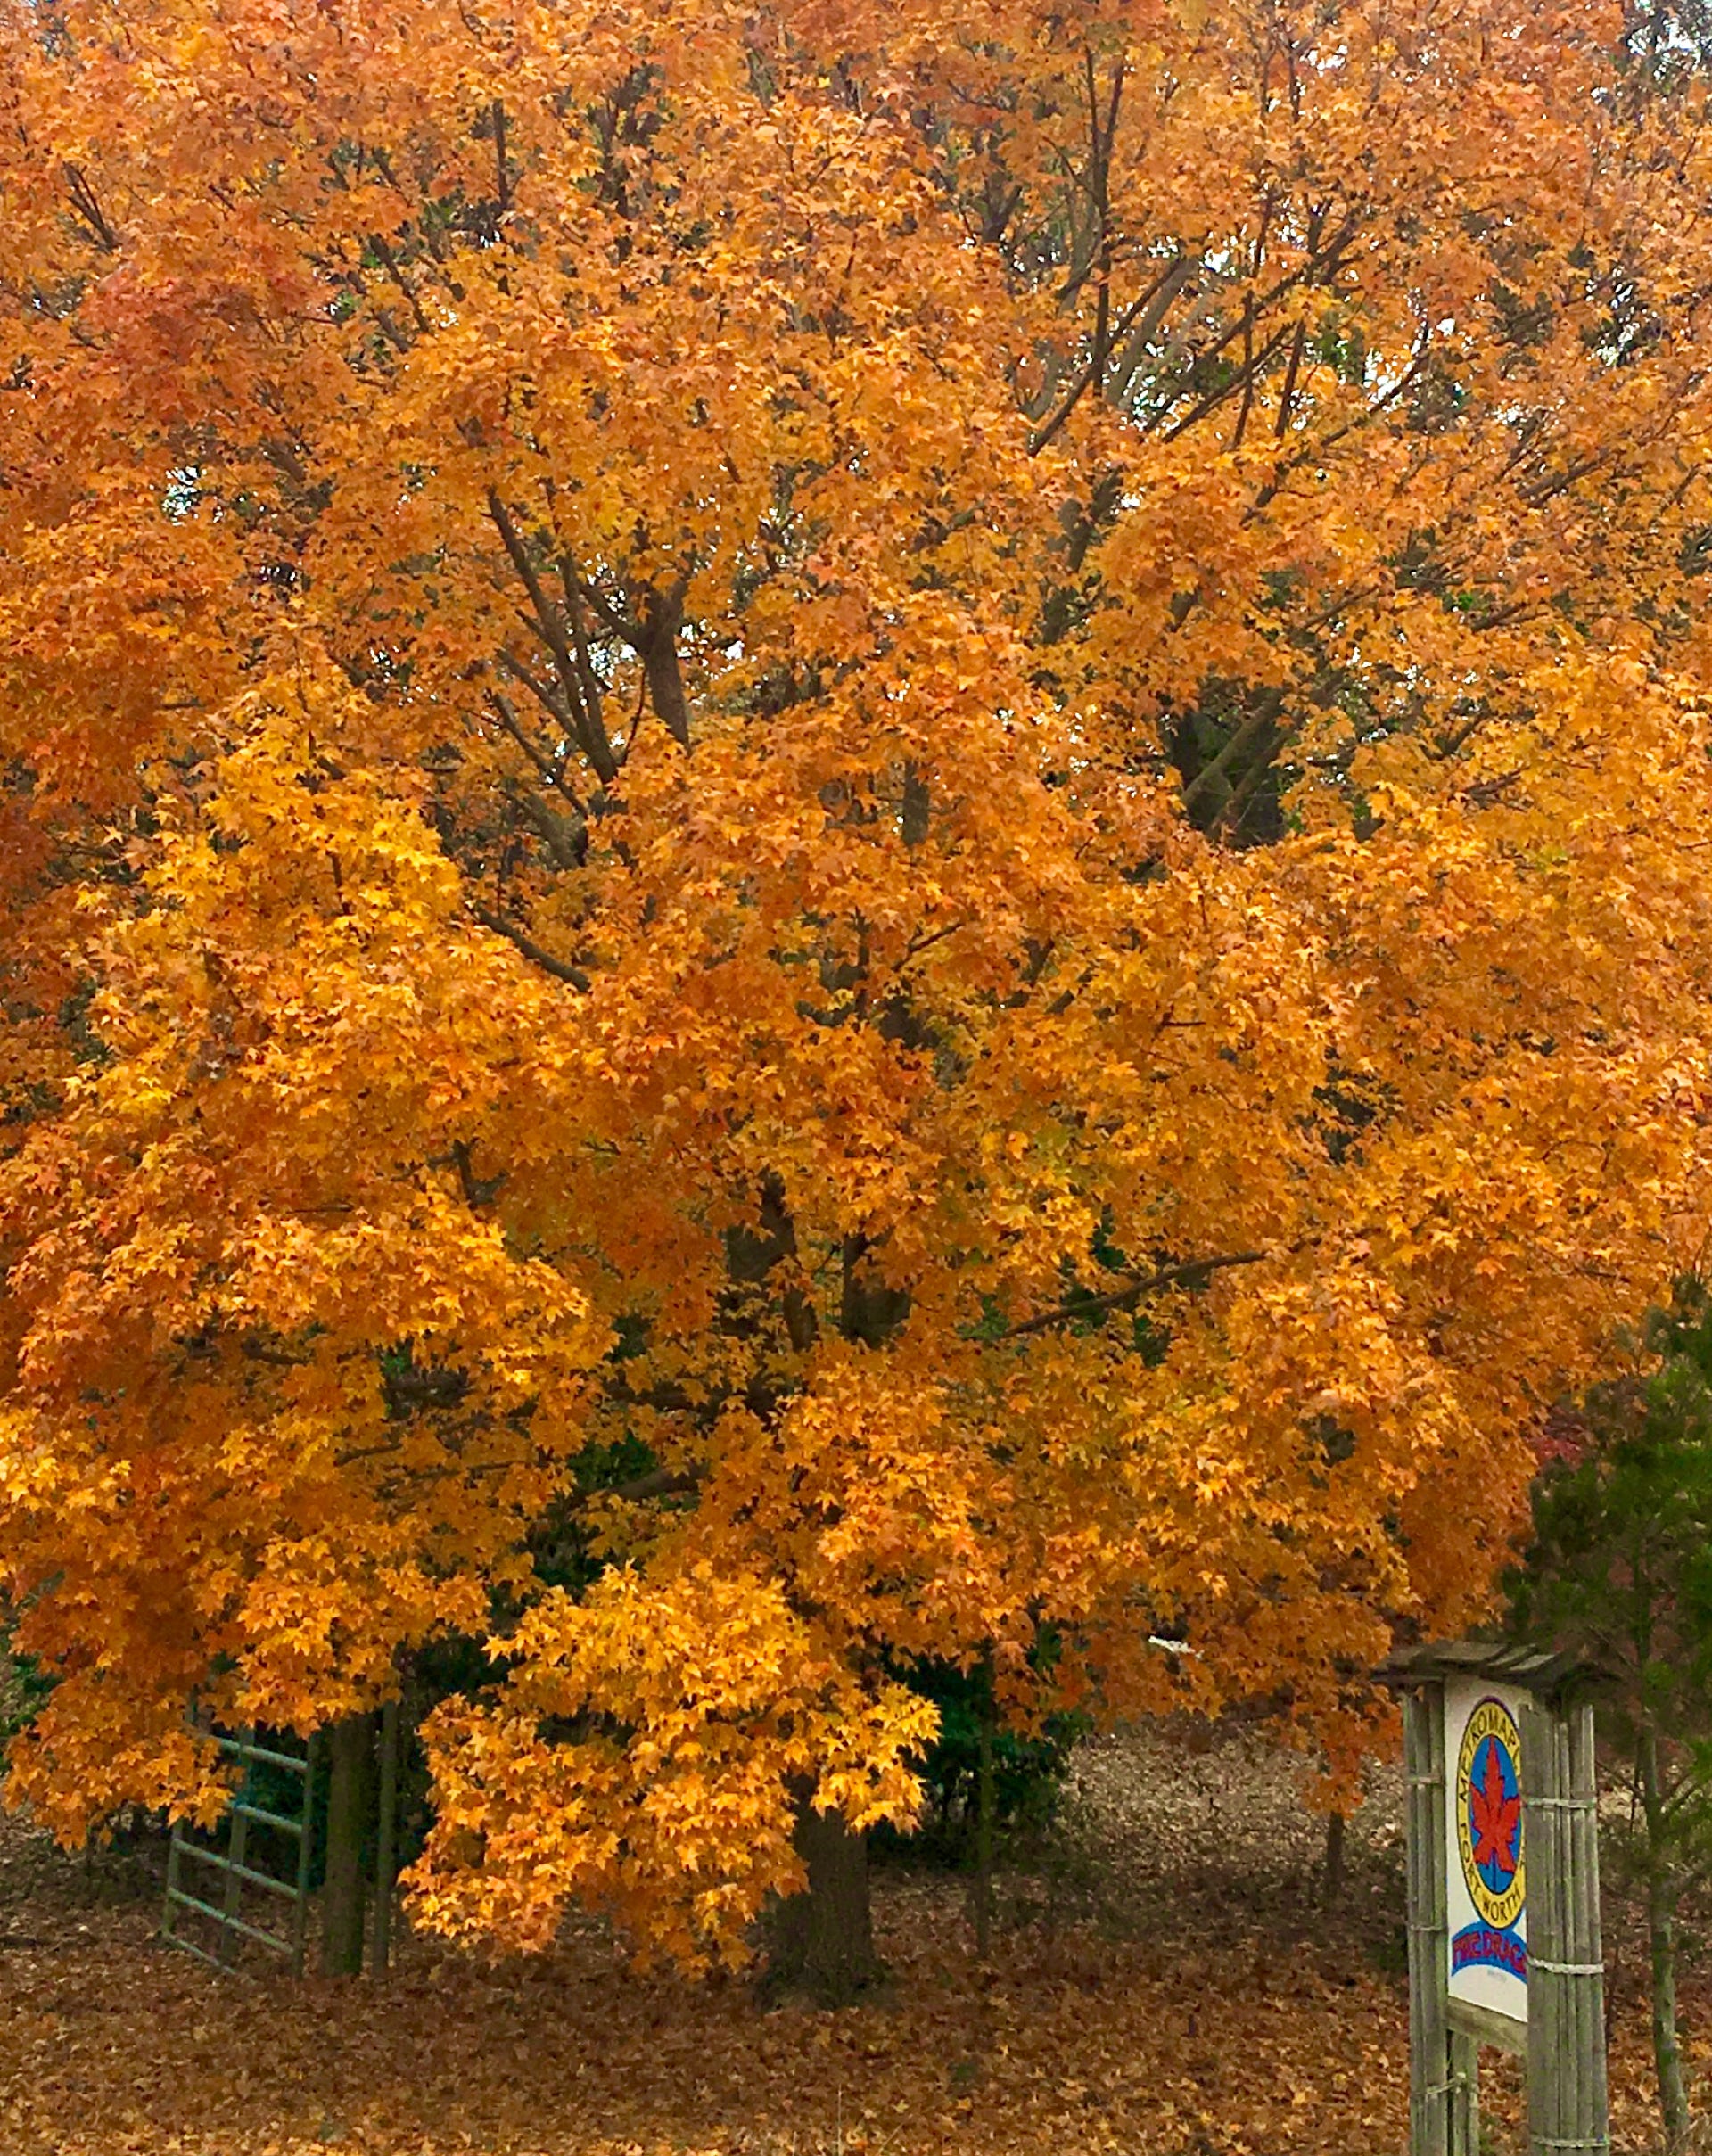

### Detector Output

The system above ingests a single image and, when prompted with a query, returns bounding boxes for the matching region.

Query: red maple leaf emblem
[1470,1740,1520,1880]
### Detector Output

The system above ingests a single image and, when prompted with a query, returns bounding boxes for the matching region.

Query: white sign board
[1444,1677,1527,2026]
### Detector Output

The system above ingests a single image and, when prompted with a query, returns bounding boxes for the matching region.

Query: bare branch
[492,100,512,214]
[368,233,430,338]
[62,164,117,252]
[1030,256,1193,456]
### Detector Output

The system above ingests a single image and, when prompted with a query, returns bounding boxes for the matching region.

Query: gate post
[1403,1683,1452,2156]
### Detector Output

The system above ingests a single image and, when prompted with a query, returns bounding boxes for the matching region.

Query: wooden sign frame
[1381,1641,1609,2156]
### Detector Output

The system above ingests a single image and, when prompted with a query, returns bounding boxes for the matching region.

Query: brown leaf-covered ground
[0,1726,1701,2154]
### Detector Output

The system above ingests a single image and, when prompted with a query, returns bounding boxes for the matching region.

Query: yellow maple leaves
[415,1563,937,1965]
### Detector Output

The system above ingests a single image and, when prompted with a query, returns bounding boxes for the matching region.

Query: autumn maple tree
[4,0,1712,1989]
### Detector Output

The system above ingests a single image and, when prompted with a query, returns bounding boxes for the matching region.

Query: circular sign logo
[1457,1695,1525,1930]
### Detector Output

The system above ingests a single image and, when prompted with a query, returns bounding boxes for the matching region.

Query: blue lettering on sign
[1452,1921,1527,1982]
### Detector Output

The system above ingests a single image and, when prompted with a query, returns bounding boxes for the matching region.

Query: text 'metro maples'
[4,0,1712,1975]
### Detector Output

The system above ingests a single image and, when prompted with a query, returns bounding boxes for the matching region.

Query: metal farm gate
[161,1703,401,1979]
[161,1725,320,1976]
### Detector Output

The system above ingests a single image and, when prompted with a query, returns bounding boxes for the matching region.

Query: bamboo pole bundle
[1564,1701,1609,2151]
[1524,1699,1611,2153]
[1523,1698,1563,2156]
[1405,1685,1451,2156]
[1448,2028,1478,2155]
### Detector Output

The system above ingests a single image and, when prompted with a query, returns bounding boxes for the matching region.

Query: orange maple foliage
[4,0,1712,1967]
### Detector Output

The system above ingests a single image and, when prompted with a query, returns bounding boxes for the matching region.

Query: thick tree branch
[558,554,612,750]
[368,233,430,338]
[636,579,692,746]
[1002,1250,1268,1338]
[1180,701,1280,817]
[487,492,621,785]
[62,163,117,252]
[492,99,512,214]
[486,688,587,813]
[471,901,592,990]
[1030,258,1190,456]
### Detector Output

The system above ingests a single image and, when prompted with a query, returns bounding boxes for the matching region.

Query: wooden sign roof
[1375,1636,1606,1702]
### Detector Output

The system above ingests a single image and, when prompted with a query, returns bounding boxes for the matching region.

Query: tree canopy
[4,0,1712,1968]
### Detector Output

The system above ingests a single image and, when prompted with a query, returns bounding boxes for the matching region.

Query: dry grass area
[0,1724,1700,2155]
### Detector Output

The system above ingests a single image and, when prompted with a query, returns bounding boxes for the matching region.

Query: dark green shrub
[878,1657,1087,1864]
[0,1635,56,1755]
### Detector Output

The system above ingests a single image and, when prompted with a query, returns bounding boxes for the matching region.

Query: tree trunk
[638,581,690,746]
[1649,1872,1689,2153]
[901,762,930,849]
[840,1234,909,1346]
[1639,1721,1692,2149]
[972,1654,995,1960]
[321,1712,374,1977]
[766,1794,885,2007]
[1322,1808,1346,1908]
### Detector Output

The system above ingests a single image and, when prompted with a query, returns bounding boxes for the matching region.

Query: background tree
[1510,1287,1712,2152]
[4,0,1712,1988]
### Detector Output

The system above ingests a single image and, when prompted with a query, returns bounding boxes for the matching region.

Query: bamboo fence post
[1521,1698,1556,2156]
[1383,1644,1609,2156]
[291,1729,320,1979]
[1448,2028,1479,2156]
[1405,1683,1451,2156]
[1561,1700,1609,2152]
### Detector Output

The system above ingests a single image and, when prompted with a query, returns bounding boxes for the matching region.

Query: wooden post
[219,1731,253,1968]
[372,1699,399,1978]
[163,1814,185,1945]
[1405,1684,1451,2156]
[320,1711,373,1976]
[973,1651,995,1962]
[291,1728,320,1978]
